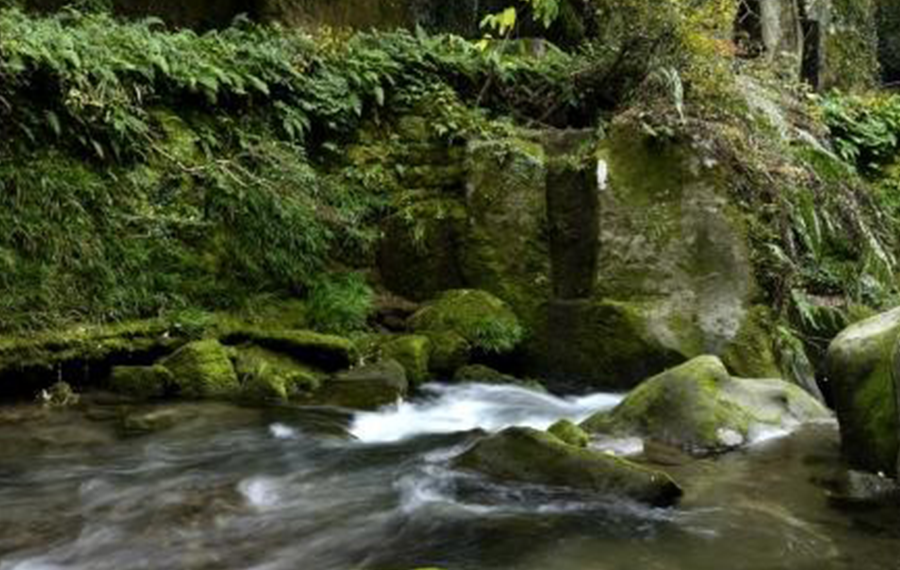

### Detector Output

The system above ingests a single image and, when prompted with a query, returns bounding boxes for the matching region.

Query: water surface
[0,383,897,570]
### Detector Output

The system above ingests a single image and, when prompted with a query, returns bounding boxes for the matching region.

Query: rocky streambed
[1,381,898,570]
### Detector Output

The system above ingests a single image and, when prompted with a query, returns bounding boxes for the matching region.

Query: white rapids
[348,382,623,444]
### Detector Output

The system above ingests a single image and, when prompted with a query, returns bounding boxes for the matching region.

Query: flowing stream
[0,383,898,570]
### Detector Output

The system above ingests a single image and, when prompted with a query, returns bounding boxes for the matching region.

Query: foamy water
[348,382,623,443]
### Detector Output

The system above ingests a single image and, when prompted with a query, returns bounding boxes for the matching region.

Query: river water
[0,383,897,570]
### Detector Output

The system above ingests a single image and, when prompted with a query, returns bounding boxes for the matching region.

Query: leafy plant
[305,273,374,334]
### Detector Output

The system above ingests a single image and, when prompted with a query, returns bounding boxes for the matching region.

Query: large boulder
[582,356,830,455]
[160,339,240,399]
[311,359,408,410]
[409,289,524,354]
[453,427,682,506]
[826,308,900,476]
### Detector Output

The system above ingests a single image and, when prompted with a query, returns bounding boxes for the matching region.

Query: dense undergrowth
[0,2,708,332]
[1,1,898,364]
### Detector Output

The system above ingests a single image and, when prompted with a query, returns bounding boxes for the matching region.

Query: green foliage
[305,273,374,335]
[821,93,900,169]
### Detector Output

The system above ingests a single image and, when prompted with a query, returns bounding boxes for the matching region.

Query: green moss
[547,419,590,448]
[380,335,432,386]
[409,289,524,354]
[222,329,358,372]
[109,365,173,400]
[159,339,240,399]
[310,359,408,410]
[453,364,520,384]
[827,308,900,474]
[453,427,682,506]
[461,137,550,331]
[582,355,829,454]
[233,345,323,403]
[423,331,471,376]
[721,305,780,378]
[535,298,684,390]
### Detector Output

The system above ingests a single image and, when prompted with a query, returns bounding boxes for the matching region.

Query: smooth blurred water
[0,384,897,570]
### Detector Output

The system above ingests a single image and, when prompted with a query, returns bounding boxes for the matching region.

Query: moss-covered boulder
[453,427,682,506]
[453,364,520,384]
[424,330,471,376]
[409,289,524,354]
[532,125,776,388]
[826,308,900,476]
[109,365,173,400]
[160,339,240,399]
[582,356,830,455]
[547,419,590,448]
[380,335,432,386]
[222,329,358,371]
[311,359,408,410]
[232,345,323,403]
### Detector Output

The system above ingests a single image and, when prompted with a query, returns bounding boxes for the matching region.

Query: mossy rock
[453,427,682,506]
[582,355,830,455]
[109,365,173,400]
[827,307,900,476]
[222,329,358,372]
[311,359,408,410]
[461,137,550,334]
[424,331,471,376]
[232,345,323,403]
[720,305,780,379]
[160,339,240,399]
[453,364,520,385]
[381,335,432,386]
[535,298,686,390]
[548,419,590,448]
[378,195,467,301]
[409,289,524,354]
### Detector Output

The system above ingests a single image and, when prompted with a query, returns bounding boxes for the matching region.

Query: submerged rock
[409,289,524,354]
[311,359,408,410]
[160,339,240,399]
[119,406,197,434]
[827,308,900,477]
[582,355,830,455]
[453,427,681,506]
[547,419,590,448]
[109,365,173,400]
